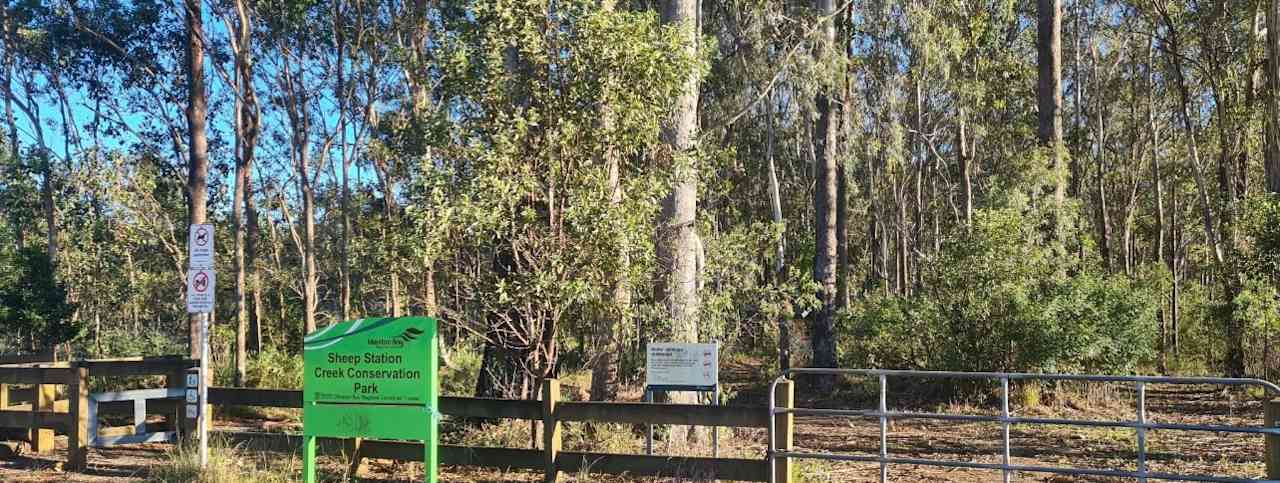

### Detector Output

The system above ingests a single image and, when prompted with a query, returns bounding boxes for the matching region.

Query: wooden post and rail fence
[0,353,792,482]
[0,353,1276,482]
[0,354,194,471]
[209,379,794,482]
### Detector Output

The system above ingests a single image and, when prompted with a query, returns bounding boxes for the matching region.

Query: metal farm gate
[767,368,1280,483]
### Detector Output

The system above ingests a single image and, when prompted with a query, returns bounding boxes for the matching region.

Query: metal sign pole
[185,223,215,469]
[199,311,209,467]
[644,388,653,455]
[712,385,719,458]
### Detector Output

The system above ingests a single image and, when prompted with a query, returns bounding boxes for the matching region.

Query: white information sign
[646,342,719,389]
[188,224,215,268]
[186,268,215,313]
[186,404,199,418]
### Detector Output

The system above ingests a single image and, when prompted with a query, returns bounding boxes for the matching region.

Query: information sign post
[185,223,214,468]
[644,342,720,456]
[302,316,439,483]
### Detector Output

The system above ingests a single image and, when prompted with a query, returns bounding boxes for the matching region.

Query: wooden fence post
[347,437,366,477]
[773,380,794,483]
[1267,398,1280,480]
[31,382,55,453]
[67,363,88,471]
[542,379,561,483]
[166,367,189,438]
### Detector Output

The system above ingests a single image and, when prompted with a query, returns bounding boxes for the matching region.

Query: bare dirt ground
[0,361,1271,482]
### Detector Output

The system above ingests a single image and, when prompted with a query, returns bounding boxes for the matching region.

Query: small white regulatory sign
[646,342,719,389]
[186,389,198,403]
[188,224,214,268]
[186,268,215,313]
[186,404,199,419]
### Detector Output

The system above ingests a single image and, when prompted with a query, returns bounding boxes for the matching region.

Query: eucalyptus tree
[655,0,702,357]
[1270,0,1280,193]
[402,0,696,400]
[810,0,841,386]
[1039,0,1065,212]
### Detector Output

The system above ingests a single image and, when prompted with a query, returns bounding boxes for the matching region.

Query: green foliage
[87,327,186,359]
[1240,194,1280,277]
[841,207,1158,374]
[1234,278,1280,336]
[0,247,82,348]
[240,348,306,390]
[441,346,483,396]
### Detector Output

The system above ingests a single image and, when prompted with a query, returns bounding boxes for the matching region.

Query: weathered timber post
[67,363,88,471]
[31,349,58,453]
[166,367,188,438]
[542,379,562,483]
[773,380,794,483]
[347,437,366,477]
[31,382,55,453]
[1267,398,1280,480]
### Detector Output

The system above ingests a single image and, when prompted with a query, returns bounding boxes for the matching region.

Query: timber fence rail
[209,379,787,482]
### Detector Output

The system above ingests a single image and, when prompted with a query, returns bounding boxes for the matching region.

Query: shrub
[0,247,81,348]
[841,208,1158,375]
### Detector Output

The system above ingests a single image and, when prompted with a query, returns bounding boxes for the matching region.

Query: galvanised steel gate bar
[767,368,1280,483]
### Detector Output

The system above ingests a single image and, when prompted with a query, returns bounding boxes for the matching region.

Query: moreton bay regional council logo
[369,326,424,348]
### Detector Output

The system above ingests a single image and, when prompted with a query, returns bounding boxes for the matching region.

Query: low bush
[840,207,1158,377]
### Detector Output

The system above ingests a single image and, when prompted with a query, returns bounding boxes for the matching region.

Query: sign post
[644,342,720,456]
[185,223,214,468]
[302,316,439,483]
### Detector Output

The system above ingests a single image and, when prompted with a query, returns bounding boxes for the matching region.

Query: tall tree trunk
[1,5,13,159]
[1161,12,1225,266]
[589,159,627,402]
[590,13,627,399]
[232,115,247,386]
[302,149,318,335]
[281,52,319,335]
[382,176,401,318]
[336,9,352,322]
[912,67,927,294]
[1213,93,1246,379]
[185,0,209,360]
[1038,0,1065,211]
[655,0,701,441]
[1092,43,1111,273]
[0,6,15,252]
[837,0,854,305]
[810,0,840,388]
[1171,183,1181,361]
[230,0,257,386]
[1267,0,1280,193]
[247,176,262,355]
[958,108,972,226]
[766,89,789,372]
[40,155,55,264]
[1149,39,1167,374]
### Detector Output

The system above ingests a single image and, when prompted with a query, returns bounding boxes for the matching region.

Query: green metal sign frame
[302,316,438,483]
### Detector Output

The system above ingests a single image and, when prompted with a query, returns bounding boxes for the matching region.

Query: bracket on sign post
[185,366,202,415]
[644,342,720,457]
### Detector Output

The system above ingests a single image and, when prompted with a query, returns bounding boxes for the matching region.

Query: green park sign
[302,316,439,483]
